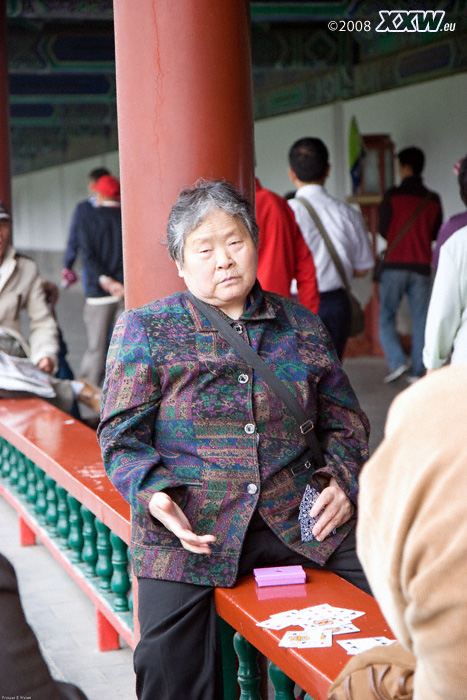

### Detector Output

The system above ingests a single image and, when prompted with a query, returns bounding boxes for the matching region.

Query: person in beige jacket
[0,207,59,370]
[0,204,101,414]
[357,364,467,700]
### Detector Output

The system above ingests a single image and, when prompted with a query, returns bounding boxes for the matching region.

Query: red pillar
[0,0,11,211]
[113,0,255,310]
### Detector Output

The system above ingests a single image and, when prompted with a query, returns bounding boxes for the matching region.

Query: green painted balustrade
[0,437,132,622]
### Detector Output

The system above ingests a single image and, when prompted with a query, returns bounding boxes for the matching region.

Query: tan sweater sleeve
[24,267,59,369]
[357,365,467,700]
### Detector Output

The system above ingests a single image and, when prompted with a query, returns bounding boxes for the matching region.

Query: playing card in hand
[298,484,323,542]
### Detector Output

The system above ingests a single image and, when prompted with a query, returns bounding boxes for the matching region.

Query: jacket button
[247,483,258,495]
[238,374,249,384]
[234,323,243,334]
[244,423,255,434]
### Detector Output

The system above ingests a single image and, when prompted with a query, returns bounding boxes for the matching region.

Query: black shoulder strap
[186,291,325,468]
[384,192,431,257]
[296,196,350,293]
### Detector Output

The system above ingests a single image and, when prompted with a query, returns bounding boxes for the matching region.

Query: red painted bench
[0,397,392,700]
[215,570,392,700]
[0,397,134,651]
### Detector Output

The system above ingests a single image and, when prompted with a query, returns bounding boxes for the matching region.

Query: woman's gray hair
[166,179,259,263]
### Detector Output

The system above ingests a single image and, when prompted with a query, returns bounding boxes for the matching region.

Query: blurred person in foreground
[98,179,370,700]
[357,365,467,700]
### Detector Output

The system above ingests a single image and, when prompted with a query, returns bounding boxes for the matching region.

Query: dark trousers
[134,513,370,700]
[0,553,88,700]
[318,288,351,360]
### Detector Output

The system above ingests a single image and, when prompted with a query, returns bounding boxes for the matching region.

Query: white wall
[12,152,119,251]
[255,72,467,219]
[11,71,467,254]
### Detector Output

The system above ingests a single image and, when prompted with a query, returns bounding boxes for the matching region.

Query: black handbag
[372,252,386,283]
[185,290,325,469]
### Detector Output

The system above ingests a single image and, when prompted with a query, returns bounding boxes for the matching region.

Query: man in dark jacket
[378,147,442,384]
[78,174,124,386]
[61,166,110,289]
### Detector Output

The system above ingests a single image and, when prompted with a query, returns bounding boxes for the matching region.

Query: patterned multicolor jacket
[98,284,369,587]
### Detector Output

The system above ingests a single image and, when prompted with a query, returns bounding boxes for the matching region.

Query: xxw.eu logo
[376,10,455,32]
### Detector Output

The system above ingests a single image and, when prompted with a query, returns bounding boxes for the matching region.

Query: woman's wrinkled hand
[149,491,217,554]
[309,477,355,542]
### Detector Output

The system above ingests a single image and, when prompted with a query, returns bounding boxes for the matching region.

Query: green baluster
[8,449,19,488]
[110,532,130,612]
[268,663,296,700]
[0,440,11,478]
[26,459,37,504]
[81,506,98,576]
[218,617,237,700]
[67,495,84,563]
[233,633,261,700]
[16,454,28,495]
[95,520,113,591]
[45,475,58,536]
[56,485,70,547]
[34,466,47,524]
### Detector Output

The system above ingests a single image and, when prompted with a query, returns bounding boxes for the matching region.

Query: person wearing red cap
[76,174,124,387]
[61,167,111,290]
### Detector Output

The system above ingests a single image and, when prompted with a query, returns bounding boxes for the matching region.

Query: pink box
[253,565,306,587]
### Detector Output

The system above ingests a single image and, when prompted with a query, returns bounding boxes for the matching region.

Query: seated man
[357,365,467,700]
[0,203,100,414]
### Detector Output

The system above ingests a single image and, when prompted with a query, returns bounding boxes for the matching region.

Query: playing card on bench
[279,629,333,648]
[257,609,301,629]
[337,637,396,655]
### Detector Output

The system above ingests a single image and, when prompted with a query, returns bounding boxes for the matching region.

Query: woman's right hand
[149,492,217,554]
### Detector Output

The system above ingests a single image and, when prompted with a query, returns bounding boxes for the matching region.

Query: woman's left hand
[149,491,217,554]
[309,477,354,542]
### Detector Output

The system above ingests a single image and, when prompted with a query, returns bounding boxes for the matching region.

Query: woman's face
[176,208,257,319]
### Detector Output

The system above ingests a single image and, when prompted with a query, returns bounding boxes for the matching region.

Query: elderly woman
[98,180,370,700]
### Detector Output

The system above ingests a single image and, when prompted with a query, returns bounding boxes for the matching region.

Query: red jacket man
[255,178,319,313]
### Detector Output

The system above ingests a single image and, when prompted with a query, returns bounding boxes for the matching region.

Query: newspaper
[0,351,56,398]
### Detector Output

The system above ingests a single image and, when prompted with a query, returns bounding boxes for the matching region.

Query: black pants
[134,513,370,700]
[318,288,351,360]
